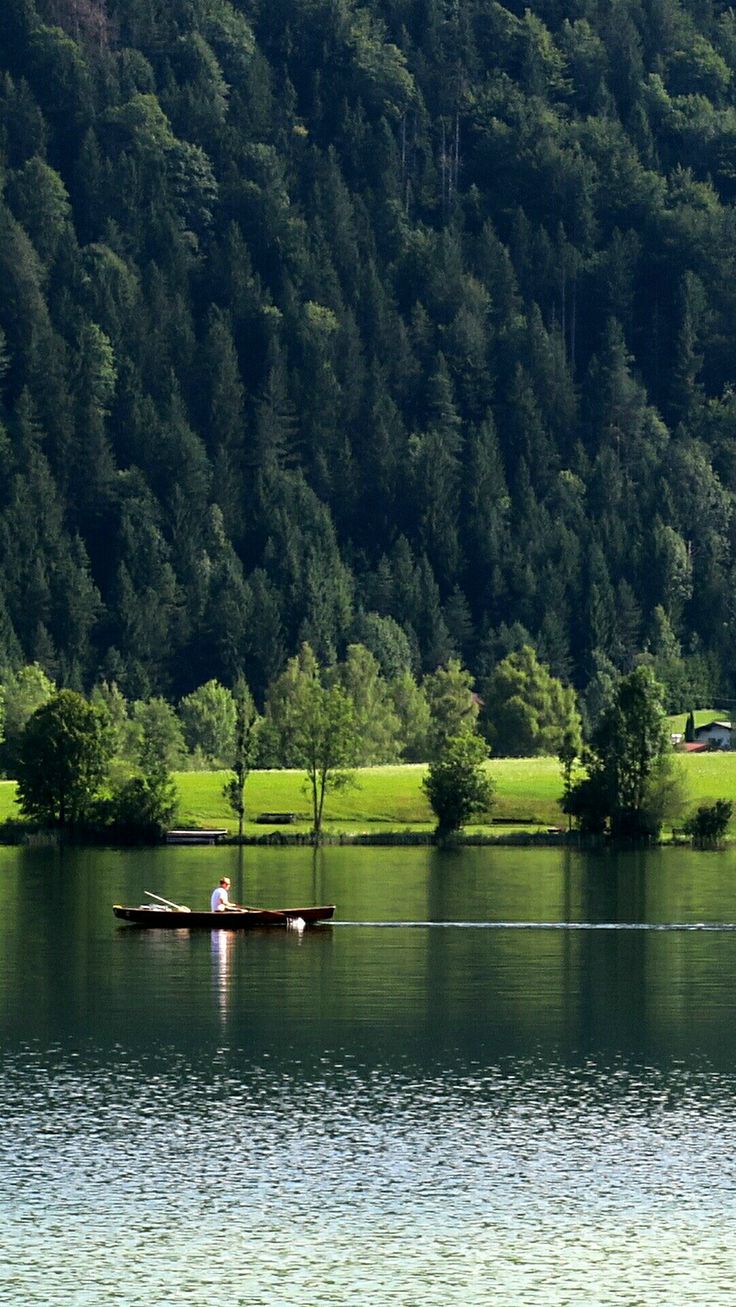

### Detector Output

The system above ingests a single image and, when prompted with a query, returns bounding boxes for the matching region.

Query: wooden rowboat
[113,904,335,928]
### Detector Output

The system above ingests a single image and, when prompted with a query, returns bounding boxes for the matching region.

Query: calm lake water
[3,844,736,1305]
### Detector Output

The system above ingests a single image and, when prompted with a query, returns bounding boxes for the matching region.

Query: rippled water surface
[3,844,736,1304]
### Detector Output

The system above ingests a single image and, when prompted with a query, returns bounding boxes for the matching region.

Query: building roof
[693,720,732,734]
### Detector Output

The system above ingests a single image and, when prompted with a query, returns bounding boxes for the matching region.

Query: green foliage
[334,643,401,765]
[222,675,257,837]
[90,679,129,755]
[3,1,736,712]
[15,689,111,827]
[267,644,358,838]
[7,157,70,262]
[179,679,236,765]
[683,799,733,845]
[422,729,494,839]
[390,670,431,762]
[109,773,178,839]
[132,697,186,777]
[482,646,582,758]
[351,612,414,680]
[424,659,479,759]
[118,695,182,834]
[565,666,677,840]
[2,663,55,762]
[558,725,579,829]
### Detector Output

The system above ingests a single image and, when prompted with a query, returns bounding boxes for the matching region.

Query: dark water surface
[3,845,736,1304]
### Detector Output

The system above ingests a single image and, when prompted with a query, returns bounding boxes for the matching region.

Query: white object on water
[287,916,306,932]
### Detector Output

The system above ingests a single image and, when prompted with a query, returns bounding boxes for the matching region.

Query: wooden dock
[165,829,228,845]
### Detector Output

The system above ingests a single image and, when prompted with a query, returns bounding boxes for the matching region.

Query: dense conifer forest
[1,0,736,713]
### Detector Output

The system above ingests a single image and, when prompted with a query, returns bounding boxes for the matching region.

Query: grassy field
[0,762,564,833]
[178,752,736,835]
[173,759,566,834]
[171,752,736,834]
[0,751,735,835]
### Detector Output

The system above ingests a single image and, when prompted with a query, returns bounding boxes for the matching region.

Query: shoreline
[8,824,710,850]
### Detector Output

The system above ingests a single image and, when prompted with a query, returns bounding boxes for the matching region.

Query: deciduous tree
[179,678,236,766]
[222,676,258,838]
[422,728,494,839]
[267,644,358,839]
[15,689,111,827]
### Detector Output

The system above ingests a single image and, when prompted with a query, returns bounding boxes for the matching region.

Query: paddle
[144,889,191,913]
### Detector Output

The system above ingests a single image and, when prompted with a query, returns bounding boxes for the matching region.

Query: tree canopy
[15,689,111,827]
[267,644,359,838]
[1,2,736,711]
[482,646,582,757]
[564,666,678,840]
[422,729,494,839]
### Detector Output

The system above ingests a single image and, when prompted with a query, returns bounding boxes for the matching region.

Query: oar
[224,902,288,922]
[144,889,191,913]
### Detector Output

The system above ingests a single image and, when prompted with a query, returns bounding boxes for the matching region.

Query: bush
[422,729,494,839]
[683,799,733,846]
[109,775,178,840]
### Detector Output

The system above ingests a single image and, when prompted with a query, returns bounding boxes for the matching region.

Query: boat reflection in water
[211,926,235,1019]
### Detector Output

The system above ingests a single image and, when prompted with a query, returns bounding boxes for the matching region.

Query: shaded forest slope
[1,0,736,707]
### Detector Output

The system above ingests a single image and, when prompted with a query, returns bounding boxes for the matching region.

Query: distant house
[692,720,733,750]
[671,732,683,746]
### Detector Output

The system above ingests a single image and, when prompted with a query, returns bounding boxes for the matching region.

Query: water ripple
[333,919,736,930]
[2,1047,736,1305]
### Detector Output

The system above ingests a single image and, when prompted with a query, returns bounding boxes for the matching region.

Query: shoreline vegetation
[1,752,736,847]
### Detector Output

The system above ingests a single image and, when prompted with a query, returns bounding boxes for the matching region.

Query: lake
[2,844,736,1305]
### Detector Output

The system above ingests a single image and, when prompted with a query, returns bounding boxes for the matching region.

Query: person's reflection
[211,927,235,1019]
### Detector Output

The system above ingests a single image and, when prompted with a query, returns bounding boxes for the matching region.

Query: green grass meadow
[171,752,736,835]
[1,750,735,836]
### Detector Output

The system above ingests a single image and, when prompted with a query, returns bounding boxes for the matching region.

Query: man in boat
[211,877,231,912]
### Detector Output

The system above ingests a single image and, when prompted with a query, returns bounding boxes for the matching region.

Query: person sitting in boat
[211,877,231,912]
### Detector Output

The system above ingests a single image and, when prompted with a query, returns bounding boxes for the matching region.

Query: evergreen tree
[566,666,677,840]
[0,0,735,706]
[482,646,582,758]
[335,643,401,765]
[424,658,479,758]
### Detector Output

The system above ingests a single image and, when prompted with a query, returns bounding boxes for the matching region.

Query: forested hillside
[1,0,736,710]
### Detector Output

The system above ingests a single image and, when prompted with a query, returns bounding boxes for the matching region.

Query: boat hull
[113,904,335,928]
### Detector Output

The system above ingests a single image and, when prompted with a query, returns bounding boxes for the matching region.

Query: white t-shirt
[211,886,229,912]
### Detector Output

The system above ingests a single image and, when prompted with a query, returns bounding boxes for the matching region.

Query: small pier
[165,828,228,845]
